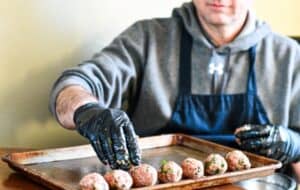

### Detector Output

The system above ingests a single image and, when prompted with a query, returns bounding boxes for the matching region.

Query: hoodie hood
[172,2,272,53]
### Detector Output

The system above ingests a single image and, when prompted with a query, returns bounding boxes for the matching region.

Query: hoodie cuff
[49,76,94,122]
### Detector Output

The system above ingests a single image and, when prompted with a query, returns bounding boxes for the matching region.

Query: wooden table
[0,148,46,190]
[0,148,293,190]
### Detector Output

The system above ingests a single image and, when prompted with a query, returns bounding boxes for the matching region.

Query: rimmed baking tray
[2,134,282,190]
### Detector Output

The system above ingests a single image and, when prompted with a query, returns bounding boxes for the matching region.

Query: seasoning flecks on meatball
[129,163,158,187]
[158,160,183,183]
[181,157,204,179]
[79,172,109,190]
[104,169,133,190]
[225,150,251,171]
[204,154,228,175]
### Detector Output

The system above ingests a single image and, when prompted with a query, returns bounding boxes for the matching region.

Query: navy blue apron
[162,24,270,147]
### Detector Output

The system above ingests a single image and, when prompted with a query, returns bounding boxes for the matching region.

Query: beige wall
[253,0,300,36]
[0,0,186,148]
[1,0,299,148]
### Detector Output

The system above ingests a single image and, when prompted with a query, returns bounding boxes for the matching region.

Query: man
[50,0,300,170]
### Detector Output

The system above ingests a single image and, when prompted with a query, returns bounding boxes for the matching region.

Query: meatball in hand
[235,124,300,164]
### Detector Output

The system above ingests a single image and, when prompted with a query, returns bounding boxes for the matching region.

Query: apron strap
[247,46,258,94]
[179,21,193,95]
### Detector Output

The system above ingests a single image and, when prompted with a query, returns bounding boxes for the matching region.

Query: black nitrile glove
[74,103,141,170]
[235,124,300,165]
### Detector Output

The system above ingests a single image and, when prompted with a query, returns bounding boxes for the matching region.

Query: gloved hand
[74,103,141,170]
[235,124,300,165]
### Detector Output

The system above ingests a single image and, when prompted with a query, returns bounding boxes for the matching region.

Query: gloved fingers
[270,144,289,163]
[98,125,117,169]
[259,147,275,158]
[261,135,277,149]
[235,125,270,140]
[277,153,289,165]
[123,121,141,166]
[239,136,274,150]
[240,138,264,150]
[235,124,257,135]
[90,139,108,165]
[111,122,131,170]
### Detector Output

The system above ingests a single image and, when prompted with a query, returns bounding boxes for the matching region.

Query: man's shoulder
[265,32,300,50]
[132,17,179,32]
[261,32,300,63]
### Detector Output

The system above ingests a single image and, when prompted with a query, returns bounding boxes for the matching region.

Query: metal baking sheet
[2,134,282,190]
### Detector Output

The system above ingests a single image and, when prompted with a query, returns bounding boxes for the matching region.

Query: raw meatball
[181,157,204,179]
[204,154,228,175]
[104,169,133,190]
[129,164,158,187]
[79,172,109,190]
[225,150,251,171]
[158,160,183,183]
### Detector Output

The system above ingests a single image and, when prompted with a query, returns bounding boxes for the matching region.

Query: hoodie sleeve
[289,43,300,130]
[49,21,146,119]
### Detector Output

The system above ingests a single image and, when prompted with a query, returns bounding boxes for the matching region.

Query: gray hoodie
[50,2,300,136]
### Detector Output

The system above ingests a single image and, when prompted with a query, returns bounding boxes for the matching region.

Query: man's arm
[55,85,98,129]
[292,162,300,183]
[48,21,146,169]
[49,21,146,126]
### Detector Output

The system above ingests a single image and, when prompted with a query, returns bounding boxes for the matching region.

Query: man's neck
[198,16,248,47]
